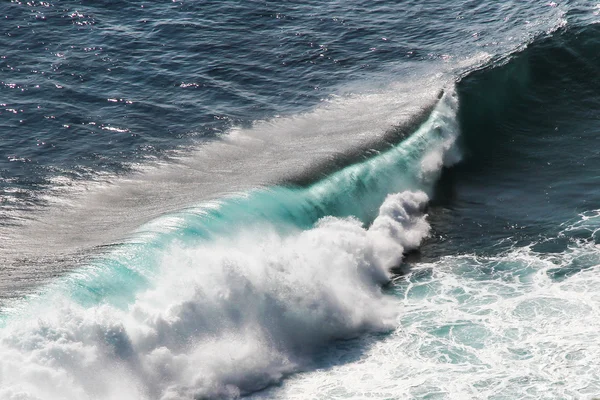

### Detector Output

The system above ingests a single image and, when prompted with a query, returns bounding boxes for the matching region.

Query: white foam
[0,190,432,399]
[251,242,600,399]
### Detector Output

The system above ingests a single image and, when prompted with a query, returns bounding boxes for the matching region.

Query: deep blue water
[2,1,600,399]
[0,0,566,208]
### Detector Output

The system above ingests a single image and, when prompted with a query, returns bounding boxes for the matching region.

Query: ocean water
[1,0,600,399]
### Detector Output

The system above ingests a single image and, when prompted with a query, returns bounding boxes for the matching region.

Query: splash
[0,91,460,399]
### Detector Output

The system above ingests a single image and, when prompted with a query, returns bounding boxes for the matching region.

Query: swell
[456,23,600,166]
[4,91,460,315]
[420,22,600,261]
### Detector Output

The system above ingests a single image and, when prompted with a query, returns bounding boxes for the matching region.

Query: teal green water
[5,92,458,316]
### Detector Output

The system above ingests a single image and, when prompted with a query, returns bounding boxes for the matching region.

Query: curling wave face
[0,93,460,399]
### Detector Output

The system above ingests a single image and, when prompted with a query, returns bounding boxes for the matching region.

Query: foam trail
[0,91,460,399]
[252,241,600,399]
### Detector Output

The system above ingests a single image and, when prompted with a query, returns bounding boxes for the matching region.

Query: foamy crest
[0,190,431,399]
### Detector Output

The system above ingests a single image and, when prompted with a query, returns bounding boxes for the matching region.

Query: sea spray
[18,90,461,313]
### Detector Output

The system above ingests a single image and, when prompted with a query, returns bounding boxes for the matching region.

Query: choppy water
[2,1,600,399]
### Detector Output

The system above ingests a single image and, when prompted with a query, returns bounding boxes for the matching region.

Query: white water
[252,238,600,400]
[0,190,434,400]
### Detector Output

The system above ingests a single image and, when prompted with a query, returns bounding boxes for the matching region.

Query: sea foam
[0,191,430,400]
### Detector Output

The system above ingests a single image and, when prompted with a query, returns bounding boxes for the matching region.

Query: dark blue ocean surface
[0,0,566,207]
[2,1,600,399]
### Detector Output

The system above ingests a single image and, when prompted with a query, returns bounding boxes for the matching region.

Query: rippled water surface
[2,1,600,399]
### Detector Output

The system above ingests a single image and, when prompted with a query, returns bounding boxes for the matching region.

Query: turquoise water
[2,1,600,399]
